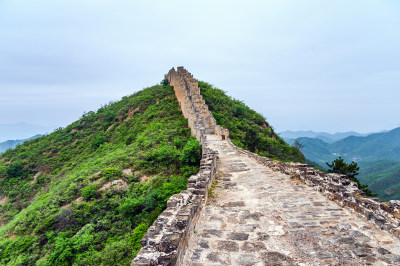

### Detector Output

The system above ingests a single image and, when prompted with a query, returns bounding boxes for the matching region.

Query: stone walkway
[182,135,400,265]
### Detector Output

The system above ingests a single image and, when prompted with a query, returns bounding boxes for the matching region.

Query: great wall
[132,67,400,265]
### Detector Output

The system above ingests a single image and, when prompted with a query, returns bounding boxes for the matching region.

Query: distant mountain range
[286,127,400,201]
[293,127,400,163]
[0,123,57,143]
[279,130,374,143]
[0,134,43,154]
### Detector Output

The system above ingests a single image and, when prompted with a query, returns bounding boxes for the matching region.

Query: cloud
[0,0,399,133]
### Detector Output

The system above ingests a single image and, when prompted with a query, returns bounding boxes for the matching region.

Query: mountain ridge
[0,135,43,154]
[0,123,58,143]
[293,127,400,200]
[280,130,376,143]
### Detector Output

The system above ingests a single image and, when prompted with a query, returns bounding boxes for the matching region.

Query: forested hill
[0,80,303,265]
[199,81,304,163]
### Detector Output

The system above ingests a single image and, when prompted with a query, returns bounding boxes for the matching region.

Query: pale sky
[1,0,399,139]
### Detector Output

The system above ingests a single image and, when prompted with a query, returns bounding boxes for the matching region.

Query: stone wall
[226,138,400,239]
[132,146,218,265]
[165,67,229,142]
[132,67,228,265]
[133,66,400,265]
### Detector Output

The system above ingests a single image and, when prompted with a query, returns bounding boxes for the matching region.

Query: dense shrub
[91,135,105,149]
[180,138,202,166]
[81,184,97,200]
[6,161,25,179]
[146,144,180,168]
[102,167,122,181]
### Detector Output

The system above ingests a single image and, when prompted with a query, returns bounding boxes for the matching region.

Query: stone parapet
[132,67,224,265]
[165,67,229,142]
[226,138,400,239]
[132,146,218,266]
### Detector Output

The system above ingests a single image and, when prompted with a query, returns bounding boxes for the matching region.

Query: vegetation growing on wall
[199,81,305,163]
[0,84,201,265]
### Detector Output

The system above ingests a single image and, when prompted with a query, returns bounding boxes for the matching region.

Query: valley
[283,128,400,201]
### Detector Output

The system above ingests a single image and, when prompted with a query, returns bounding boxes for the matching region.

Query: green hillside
[330,128,400,161]
[0,84,201,265]
[0,80,302,265]
[293,137,333,164]
[199,82,305,163]
[358,160,400,201]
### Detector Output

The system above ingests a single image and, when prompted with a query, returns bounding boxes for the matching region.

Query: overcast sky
[1,0,399,138]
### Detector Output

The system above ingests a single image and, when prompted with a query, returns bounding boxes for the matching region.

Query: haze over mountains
[282,128,400,201]
[280,130,375,143]
[0,135,42,154]
[0,123,58,143]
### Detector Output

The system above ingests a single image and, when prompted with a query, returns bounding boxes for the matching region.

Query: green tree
[234,104,246,117]
[131,223,148,256]
[82,184,97,201]
[91,135,105,149]
[6,161,25,179]
[102,167,122,181]
[160,78,169,86]
[47,235,75,265]
[180,139,201,166]
[326,157,376,197]
[244,127,259,152]
[326,156,359,178]
[293,140,304,150]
